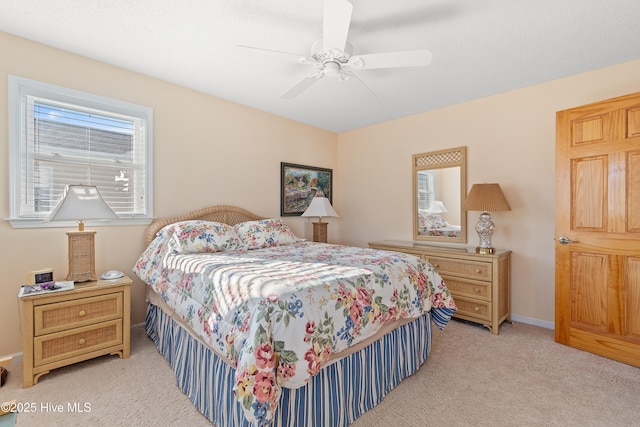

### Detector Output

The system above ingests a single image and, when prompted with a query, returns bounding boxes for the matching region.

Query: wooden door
[555,92,640,367]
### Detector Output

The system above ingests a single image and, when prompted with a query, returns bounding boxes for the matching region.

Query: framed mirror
[413,146,467,243]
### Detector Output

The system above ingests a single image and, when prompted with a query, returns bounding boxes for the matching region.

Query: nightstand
[20,275,132,388]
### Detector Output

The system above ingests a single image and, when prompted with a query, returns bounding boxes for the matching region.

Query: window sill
[4,217,154,229]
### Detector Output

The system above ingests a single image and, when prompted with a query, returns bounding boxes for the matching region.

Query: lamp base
[474,212,496,255]
[476,247,496,255]
[312,221,328,243]
[66,231,97,282]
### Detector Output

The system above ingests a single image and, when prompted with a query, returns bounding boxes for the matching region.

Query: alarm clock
[26,268,54,286]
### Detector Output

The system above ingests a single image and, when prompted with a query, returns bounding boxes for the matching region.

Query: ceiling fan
[239,0,433,99]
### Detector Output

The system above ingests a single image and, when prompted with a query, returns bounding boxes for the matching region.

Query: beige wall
[2,29,640,356]
[0,32,336,355]
[336,58,640,328]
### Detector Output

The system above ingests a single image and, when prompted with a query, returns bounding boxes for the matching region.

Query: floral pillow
[418,212,449,230]
[162,220,244,253]
[233,219,299,249]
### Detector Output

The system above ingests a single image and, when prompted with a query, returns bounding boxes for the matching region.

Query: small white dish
[100,270,125,280]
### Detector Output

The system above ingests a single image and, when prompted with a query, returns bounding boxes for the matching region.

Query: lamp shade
[301,196,339,220]
[47,184,118,224]
[462,183,511,212]
[427,200,448,214]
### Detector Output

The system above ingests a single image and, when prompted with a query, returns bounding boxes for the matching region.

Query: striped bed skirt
[146,303,433,426]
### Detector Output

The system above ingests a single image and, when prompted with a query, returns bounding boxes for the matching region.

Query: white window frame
[6,75,154,228]
[417,170,435,211]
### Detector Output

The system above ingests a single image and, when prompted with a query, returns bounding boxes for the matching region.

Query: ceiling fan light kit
[239,0,432,99]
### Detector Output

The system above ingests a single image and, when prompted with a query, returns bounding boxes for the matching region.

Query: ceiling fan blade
[281,73,324,99]
[323,0,353,52]
[349,50,433,70]
[237,44,303,58]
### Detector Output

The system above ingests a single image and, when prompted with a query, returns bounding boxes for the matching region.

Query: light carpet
[2,319,639,426]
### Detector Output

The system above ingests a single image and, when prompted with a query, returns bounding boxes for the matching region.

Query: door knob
[558,236,578,244]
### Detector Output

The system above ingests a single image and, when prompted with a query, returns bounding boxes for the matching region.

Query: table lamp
[427,200,448,213]
[302,191,339,243]
[47,184,118,282]
[426,200,448,221]
[462,183,511,254]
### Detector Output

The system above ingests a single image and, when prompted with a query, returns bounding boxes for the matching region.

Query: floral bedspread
[134,236,456,426]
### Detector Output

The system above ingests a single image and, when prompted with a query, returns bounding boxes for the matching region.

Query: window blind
[22,97,147,218]
[417,171,434,210]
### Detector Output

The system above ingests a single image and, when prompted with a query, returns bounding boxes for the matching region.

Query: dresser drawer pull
[474,306,480,312]
[475,268,481,274]
[474,287,481,293]
[433,263,440,268]
[78,310,86,317]
[78,338,86,345]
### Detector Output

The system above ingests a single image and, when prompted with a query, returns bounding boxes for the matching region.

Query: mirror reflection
[413,147,467,243]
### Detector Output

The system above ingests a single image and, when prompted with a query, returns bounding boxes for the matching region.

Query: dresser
[369,241,511,334]
[20,276,131,387]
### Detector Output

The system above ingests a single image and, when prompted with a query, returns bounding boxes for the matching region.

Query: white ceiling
[2,0,640,132]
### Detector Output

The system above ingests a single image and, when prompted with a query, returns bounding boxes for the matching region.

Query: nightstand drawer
[427,257,491,281]
[22,276,132,387]
[444,277,491,300]
[34,319,123,367]
[451,296,491,321]
[34,293,123,336]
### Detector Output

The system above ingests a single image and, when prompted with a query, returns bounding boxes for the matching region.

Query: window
[417,170,434,211]
[7,76,153,228]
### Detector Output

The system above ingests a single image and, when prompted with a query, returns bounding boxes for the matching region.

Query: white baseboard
[511,314,554,330]
[0,352,22,364]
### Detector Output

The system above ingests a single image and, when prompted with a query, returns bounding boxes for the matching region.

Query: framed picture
[281,162,333,216]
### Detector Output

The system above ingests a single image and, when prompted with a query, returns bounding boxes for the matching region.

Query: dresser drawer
[34,293,123,336]
[443,277,490,301]
[34,319,123,367]
[369,242,510,335]
[451,296,491,321]
[427,257,491,281]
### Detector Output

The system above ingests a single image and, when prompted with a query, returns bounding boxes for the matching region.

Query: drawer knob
[474,306,480,312]
[433,263,440,268]
[78,310,86,317]
[474,287,480,293]
[78,338,86,345]
[475,268,481,273]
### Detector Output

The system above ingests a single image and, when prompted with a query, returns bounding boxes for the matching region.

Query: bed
[134,205,456,426]
[417,211,461,238]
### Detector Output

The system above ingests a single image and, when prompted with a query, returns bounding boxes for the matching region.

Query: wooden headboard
[144,205,265,247]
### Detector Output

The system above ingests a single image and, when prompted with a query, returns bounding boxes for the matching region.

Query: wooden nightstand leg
[21,299,35,388]
[122,285,131,358]
[24,375,33,388]
[33,371,49,385]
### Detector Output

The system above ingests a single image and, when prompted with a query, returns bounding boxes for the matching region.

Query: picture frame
[281,162,333,216]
